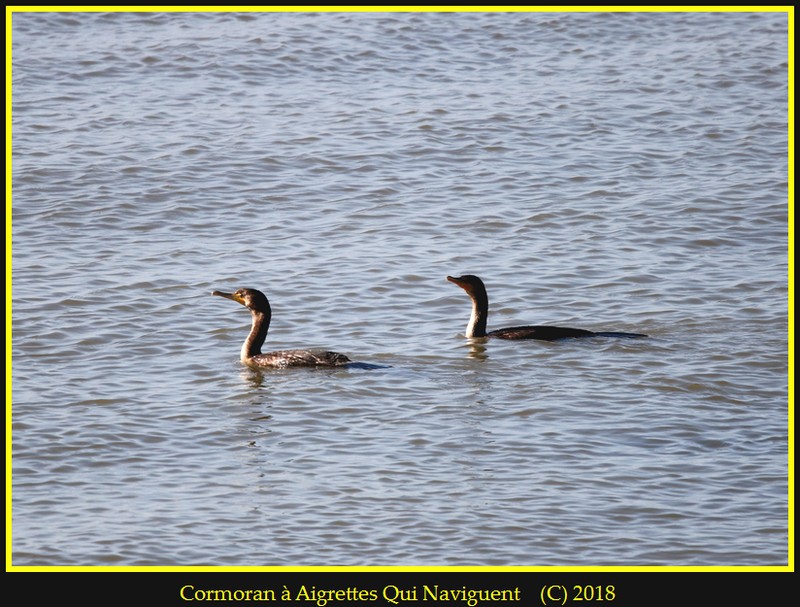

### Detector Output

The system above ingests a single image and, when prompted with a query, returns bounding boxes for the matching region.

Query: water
[10,10,789,567]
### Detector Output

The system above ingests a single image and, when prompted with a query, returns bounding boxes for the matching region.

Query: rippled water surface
[11,11,789,567]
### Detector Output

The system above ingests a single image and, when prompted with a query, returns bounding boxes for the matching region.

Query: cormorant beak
[212,290,243,304]
[447,275,468,289]
[447,276,479,298]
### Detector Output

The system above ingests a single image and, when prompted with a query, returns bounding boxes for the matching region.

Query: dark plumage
[446,274,647,341]
[212,288,351,368]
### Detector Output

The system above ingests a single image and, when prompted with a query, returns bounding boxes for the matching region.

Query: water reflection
[466,338,490,361]
[242,368,265,389]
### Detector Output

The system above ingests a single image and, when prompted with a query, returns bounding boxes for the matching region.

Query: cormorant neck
[242,308,270,361]
[465,289,489,338]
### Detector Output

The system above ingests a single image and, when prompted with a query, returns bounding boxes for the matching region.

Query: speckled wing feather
[249,349,351,368]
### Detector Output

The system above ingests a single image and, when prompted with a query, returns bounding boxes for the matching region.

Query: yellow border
[5,564,793,572]
[6,4,795,574]
[4,5,798,11]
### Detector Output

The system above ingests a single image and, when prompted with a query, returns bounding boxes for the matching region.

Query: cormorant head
[446,274,486,296]
[212,288,271,314]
